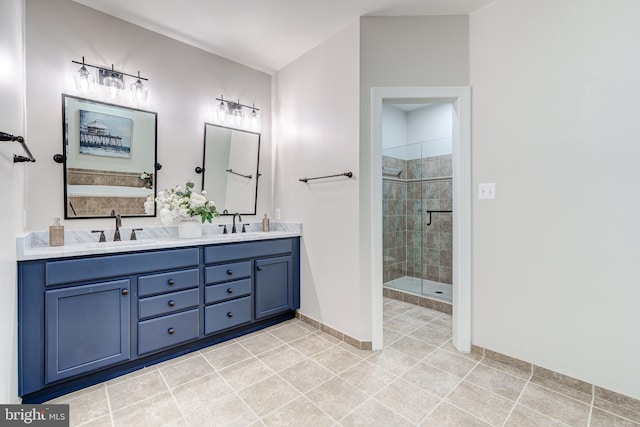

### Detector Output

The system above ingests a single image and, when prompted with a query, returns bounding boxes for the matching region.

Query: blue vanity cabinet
[18,237,300,403]
[45,279,131,383]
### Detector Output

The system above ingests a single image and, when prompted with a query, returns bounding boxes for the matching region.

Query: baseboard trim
[295,311,372,350]
[473,344,640,416]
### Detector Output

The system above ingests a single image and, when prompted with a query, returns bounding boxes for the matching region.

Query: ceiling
[72,0,495,74]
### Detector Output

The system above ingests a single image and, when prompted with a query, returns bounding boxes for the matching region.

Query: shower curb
[383,286,452,314]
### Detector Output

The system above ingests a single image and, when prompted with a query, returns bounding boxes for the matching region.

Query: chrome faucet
[232,213,242,233]
[111,210,122,241]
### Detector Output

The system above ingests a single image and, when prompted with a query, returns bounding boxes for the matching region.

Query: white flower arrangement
[151,181,219,225]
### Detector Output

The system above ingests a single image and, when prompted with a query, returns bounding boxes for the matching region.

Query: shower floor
[384,276,452,303]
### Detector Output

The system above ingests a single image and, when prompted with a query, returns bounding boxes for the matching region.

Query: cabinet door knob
[168,279,175,286]
[168,300,175,307]
[168,328,175,335]
[226,288,233,294]
[226,312,233,318]
[226,269,233,275]
[121,289,129,296]
[257,266,262,271]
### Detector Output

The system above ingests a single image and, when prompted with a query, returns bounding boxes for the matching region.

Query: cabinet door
[46,279,131,383]
[255,256,293,319]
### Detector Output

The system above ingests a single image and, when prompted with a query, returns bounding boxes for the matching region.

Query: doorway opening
[382,102,454,304]
[371,87,471,352]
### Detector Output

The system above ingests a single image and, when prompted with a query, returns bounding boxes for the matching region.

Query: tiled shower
[382,142,453,303]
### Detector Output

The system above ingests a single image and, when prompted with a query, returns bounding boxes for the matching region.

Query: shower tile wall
[383,153,453,286]
[420,154,452,285]
[382,156,407,282]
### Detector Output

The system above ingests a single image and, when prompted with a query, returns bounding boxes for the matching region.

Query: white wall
[273,22,362,339]
[471,0,640,399]
[407,103,452,158]
[25,0,272,230]
[384,103,453,160]
[0,0,25,404]
[381,103,407,150]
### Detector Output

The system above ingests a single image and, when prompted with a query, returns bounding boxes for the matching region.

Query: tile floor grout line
[415,355,486,426]
[102,383,116,427]
[500,363,533,427]
[156,362,190,424]
[272,370,340,424]
[587,384,595,427]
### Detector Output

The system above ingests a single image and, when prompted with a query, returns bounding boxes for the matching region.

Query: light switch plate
[479,183,496,199]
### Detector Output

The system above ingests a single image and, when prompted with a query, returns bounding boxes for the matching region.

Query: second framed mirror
[200,123,260,215]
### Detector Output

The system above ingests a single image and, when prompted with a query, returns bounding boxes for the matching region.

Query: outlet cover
[275,208,281,220]
[479,183,496,199]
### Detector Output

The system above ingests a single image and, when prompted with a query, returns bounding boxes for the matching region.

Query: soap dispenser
[49,217,64,247]
[262,214,270,232]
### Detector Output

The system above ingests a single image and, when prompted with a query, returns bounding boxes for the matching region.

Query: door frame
[371,86,471,351]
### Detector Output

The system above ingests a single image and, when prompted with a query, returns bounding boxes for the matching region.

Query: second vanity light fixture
[72,57,149,104]
[215,95,260,131]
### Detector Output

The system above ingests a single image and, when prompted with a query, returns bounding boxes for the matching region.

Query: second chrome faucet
[111,210,122,241]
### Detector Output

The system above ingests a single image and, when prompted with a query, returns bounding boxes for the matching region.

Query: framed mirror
[61,94,158,219]
[200,123,260,215]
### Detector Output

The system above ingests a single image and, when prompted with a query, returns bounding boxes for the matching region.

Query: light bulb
[216,100,227,122]
[104,72,124,99]
[74,65,94,94]
[249,107,259,129]
[130,78,148,104]
[233,107,243,127]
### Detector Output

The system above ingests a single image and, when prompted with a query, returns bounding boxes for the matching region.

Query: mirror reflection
[62,95,158,219]
[202,123,260,215]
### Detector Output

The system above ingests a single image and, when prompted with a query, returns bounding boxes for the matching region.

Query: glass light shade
[104,74,124,99]
[216,101,227,122]
[130,79,148,104]
[74,66,94,94]
[232,107,243,127]
[249,108,259,129]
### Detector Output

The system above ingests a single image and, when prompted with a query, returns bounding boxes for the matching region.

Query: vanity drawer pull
[168,327,175,335]
[256,266,262,271]
[168,300,175,307]
[121,289,129,296]
[168,279,175,286]
[226,269,233,275]
[227,312,233,318]
[226,288,233,294]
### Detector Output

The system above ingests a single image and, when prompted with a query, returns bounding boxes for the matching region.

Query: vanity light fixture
[73,57,95,94]
[71,58,149,104]
[214,95,260,131]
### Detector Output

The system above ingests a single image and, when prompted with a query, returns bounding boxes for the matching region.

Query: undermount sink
[83,239,157,249]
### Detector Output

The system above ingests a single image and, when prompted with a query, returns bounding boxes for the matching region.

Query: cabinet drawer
[205,261,251,285]
[205,297,251,335]
[47,248,199,286]
[204,239,292,264]
[205,279,251,304]
[138,269,199,297]
[138,309,199,355]
[138,288,199,320]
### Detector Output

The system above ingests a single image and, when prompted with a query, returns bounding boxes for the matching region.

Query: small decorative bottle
[262,214,270,232]
[49,218,64,247]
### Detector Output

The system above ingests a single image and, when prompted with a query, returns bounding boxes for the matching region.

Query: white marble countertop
[17,222,302,261]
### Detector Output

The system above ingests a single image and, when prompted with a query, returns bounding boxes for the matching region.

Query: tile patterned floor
[48,298,640,426]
